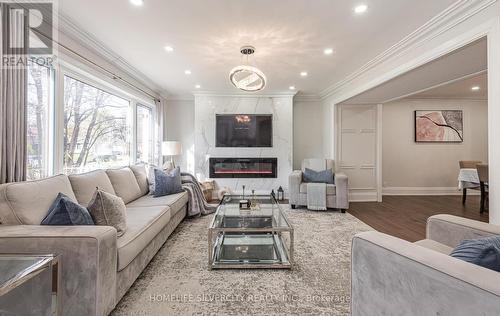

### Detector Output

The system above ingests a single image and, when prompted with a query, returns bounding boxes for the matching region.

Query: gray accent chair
[288,158,349,212]
[0,166,188,316]
[352,215,500,316]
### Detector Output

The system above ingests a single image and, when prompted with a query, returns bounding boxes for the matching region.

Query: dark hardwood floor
[349,195,489,242]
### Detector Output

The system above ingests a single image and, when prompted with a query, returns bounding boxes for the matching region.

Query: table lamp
[162,141,182,169]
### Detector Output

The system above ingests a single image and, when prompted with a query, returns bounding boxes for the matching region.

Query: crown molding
[319,0,497,100]
[192,90,298,98]
[294,93,322,102]
[403,97,488,102]
[57,13,167,98]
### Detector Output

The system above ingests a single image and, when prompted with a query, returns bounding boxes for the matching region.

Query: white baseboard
[382,187,481,196]
[349,191,378,202]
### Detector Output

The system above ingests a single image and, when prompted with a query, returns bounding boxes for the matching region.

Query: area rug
[111,208,373,316]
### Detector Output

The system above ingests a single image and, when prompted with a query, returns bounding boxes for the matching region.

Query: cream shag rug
[112,208,373,316]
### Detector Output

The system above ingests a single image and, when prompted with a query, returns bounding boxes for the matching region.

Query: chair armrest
[352,231,500,316]
[427,214,500,248]
[0,225,118,316]
[335,172,349,209]
[288,170,302,205]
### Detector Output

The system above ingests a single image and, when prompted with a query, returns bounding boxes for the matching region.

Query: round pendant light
[229,46,267,92]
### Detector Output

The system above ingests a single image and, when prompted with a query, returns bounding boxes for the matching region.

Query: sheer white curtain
[0,4,27,183]
[153,97,166,167]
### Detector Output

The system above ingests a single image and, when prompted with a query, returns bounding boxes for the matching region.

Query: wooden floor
[349,195,489,242]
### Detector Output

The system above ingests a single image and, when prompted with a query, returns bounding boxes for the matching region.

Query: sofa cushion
[0,174,77,225]
[153,167,183,197]
[88,189,127,237]
[69,170,116,207]
[414,239,453,255]
[41,192,94,225]
[126,191,188,217]
[450,235,500,272]
[106,167,142,204]
[129,164,149,195]
[303,168,334,184]
[117,205,171,271]
[299,183,336,195]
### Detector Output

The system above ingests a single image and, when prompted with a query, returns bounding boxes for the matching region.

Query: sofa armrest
[352,231,500,316]
[288,170,302,205]
[335,172,349,209]
[427,214,500,248]
[0,225,117,316]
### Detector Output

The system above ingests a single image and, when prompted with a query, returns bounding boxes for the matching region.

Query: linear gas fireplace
[209,158,277,178]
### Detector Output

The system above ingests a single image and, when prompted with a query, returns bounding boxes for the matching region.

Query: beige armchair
[288,158,349,211]
[351,215,500,316]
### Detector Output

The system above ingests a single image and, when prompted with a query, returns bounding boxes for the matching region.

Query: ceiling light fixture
[130,0,144,6]
[164,46,174,52]
[289,86,296,90]
[324,48,334,55]
[300,71,308,77]
[229,46,267,92]
[184,70,192,75]
[195,84,201,89]
[471,86,480,91]
[354,4,368,14]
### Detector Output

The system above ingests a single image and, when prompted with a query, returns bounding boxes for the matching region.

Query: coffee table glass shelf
[208,194,294,269]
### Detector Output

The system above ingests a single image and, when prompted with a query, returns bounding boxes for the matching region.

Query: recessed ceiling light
[324,48,334,55]
[471,86,480,91]
[300,71,308,77]
[354,4,368,14]
[164,46,174,52]
[195,84,201,89]
[130,0,144,6]
[289,86,296,90]
[184,70,192,75]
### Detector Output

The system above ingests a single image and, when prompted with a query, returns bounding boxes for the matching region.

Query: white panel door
[338,105,379,202]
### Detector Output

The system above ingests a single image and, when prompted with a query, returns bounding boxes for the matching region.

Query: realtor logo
[1,1,56,68]
[1,1,53,54]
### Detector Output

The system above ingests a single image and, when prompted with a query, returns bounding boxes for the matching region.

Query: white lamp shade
[162,141,182,156]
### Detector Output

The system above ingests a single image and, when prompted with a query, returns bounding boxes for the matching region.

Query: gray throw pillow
[303,168,334,184]
[450,235,500,272]
[87,188,127,237]
[153,167,183,197]
[41,193,94,225]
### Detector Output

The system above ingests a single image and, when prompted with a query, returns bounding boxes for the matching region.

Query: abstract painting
[415,110,463,142]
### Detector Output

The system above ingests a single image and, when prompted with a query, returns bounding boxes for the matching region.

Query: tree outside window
[27,63,51,180]
[63,76,130,174]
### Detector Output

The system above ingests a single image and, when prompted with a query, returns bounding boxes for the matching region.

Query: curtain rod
[31,28,161,103]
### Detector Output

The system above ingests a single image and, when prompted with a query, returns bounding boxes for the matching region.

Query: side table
[0,254,61,315]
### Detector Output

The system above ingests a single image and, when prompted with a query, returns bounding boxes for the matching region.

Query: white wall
[165,98,326,174]
[321,1,500,224]
[164,100,195,173]
[293,100,324,169]
[383,98,488,194]
[193,95,293,195]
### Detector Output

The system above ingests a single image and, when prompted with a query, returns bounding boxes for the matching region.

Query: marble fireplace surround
[194,94,294,196]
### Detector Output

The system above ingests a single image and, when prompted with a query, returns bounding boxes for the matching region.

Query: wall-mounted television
[216,114,273,147]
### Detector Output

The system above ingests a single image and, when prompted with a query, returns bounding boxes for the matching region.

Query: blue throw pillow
[153,167,183,197]
[41,193,94,225]
[303,168,334,184]
[450,235,500,272]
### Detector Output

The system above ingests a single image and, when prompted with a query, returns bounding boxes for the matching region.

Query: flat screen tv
[216,114,272,147]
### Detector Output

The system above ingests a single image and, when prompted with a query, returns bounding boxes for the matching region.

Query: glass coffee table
[208,194,294,269]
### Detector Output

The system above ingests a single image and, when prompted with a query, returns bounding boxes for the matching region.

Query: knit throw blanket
[181,172,218,217]
[307,182,327,211]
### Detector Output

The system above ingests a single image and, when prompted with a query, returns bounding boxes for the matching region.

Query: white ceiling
[343,38,487,104]
[411,72,487,100]
[59,0,457,97]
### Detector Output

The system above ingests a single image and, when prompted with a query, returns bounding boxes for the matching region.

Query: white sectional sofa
[0,165,188,316]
